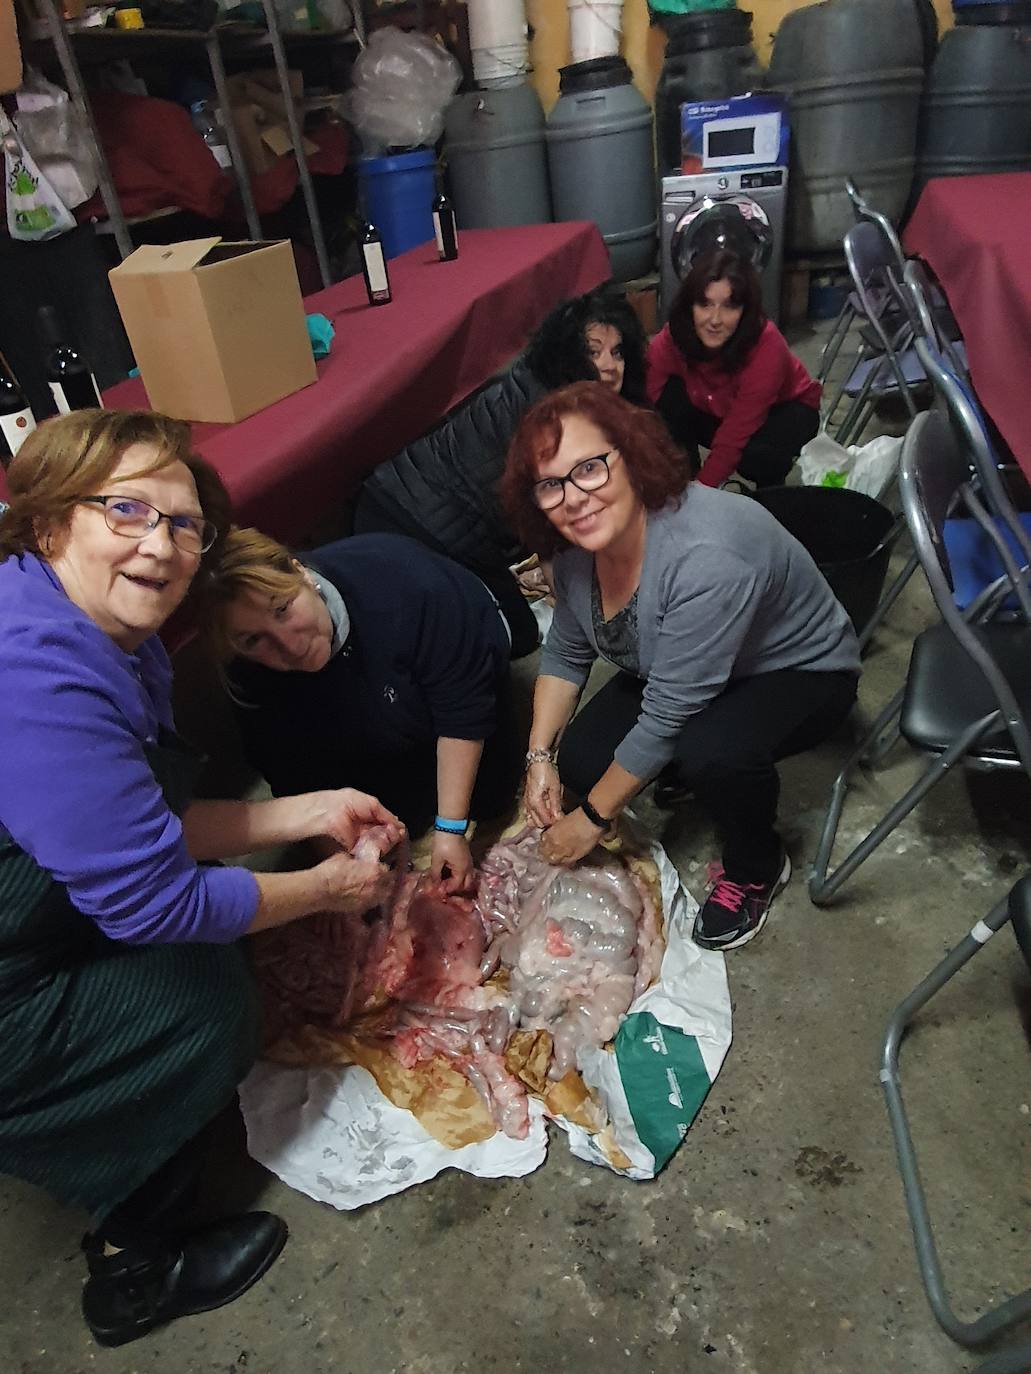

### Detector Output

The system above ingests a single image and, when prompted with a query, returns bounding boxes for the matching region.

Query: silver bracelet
[525,747,556,769]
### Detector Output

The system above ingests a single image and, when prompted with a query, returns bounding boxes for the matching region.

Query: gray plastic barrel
[444,83,553,230]
[654,11,763,174]
[769,0,924,253]
[915,25,1031,189]
[546,57,657,281]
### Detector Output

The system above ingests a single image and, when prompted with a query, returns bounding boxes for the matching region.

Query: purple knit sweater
[0,553,259,944]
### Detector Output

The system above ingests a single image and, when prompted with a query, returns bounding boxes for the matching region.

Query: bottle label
[0,407,35,458]
[434,211,445,259]
[50,374,102,415]
[364,242,389,298]
[212,145,232,170]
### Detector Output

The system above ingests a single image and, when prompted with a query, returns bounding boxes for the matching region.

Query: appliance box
[108,238,317,424]
[681,93,789,174]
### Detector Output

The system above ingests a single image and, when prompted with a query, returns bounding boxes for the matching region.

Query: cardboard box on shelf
[108,238,317,425]
[225,69,318,179]
[1,0,22,93]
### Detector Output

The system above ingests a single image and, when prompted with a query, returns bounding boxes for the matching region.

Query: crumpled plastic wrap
[240,822,733,1207]
[345,28,461,153]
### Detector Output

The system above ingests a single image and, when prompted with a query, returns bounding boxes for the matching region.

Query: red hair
[501,381,690,557]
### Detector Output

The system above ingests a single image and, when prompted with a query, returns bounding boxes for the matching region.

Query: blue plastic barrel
[357,150,436,260]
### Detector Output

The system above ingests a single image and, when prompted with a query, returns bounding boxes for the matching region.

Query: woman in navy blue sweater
[203,528,522,893]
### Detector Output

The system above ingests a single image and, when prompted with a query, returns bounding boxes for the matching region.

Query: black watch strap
[580,797,612,830]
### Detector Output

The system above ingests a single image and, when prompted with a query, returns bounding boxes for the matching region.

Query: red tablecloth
[86,222,609,543]
[904,173,1031,477]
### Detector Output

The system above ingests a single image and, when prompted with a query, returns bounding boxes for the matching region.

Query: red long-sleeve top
[646,320,822,488]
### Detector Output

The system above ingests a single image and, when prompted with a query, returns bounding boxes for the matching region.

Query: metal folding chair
[881,873,1031,1369]
[809,409,1031,904]
[817,178,907,386]
[828,222,924,447]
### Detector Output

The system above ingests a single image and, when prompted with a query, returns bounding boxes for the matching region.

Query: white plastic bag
[345,28,461,152]
[2,110,76,242]
[798,430,902,500]
[15,68,98,209]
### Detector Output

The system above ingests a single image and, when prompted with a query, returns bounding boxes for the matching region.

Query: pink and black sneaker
[692,853,792,951]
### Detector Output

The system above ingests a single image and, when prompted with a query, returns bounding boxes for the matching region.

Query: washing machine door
[670,195,773,281]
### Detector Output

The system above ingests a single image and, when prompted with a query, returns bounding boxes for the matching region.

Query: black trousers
[656,378,820,487]
[558,668,858,883]
[352,489,541,661]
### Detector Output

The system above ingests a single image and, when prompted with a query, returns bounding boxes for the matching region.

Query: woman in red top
[647,249,821,488]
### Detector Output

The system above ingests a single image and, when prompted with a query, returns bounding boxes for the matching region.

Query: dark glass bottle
[38,306,102,414]
[432,191,458,262]
[0,357,36,467]
[360,223,391,306]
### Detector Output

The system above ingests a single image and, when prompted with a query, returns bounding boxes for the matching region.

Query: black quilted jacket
[358,356,547,573]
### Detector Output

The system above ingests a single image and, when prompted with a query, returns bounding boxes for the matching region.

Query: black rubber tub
[751,485,896,634]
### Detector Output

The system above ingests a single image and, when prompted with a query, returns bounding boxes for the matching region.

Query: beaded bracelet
[525,747,556,769]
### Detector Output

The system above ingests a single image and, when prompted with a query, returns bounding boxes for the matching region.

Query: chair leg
[816,303,856,383]
[857,545,921,653]
[808,712,1000,905]
[881,893,1031,1349]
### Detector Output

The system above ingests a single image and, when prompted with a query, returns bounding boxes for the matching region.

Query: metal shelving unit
[27,3,365,286]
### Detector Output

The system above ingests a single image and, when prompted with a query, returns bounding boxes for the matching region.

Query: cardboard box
[1,0,22,94]
[109,238,317,424]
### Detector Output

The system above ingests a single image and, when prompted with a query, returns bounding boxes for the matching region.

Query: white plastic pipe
[466,0,530,86]
[569,0,623,64]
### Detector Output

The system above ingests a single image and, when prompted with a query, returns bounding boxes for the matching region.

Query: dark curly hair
[667,249,765,373]
[524,288,648,403]
[501,381,690,558]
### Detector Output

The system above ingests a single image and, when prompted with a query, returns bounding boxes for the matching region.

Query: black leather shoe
[82,1211,288,1347]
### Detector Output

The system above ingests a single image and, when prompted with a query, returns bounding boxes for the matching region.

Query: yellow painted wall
[527,0,953,111]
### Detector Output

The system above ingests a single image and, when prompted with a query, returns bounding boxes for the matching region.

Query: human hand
[316,789,405,853]
[315,849,394,916]
[523,760,563,829]
[431,831,475,895]
[539,807,604,867]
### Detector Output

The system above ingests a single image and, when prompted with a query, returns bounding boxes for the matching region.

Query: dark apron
[0,728,260,1216]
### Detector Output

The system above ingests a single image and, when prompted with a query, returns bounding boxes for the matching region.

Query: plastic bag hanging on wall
[1,110,76,242]
[15,67,99,209]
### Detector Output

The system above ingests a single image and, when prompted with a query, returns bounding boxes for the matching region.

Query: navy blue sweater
[230,535,511,801]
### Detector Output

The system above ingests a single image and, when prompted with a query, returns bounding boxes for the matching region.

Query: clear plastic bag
[798,430,902,500]
[15,68,98,209]
[2,110,76,242]
[344,28,461,153]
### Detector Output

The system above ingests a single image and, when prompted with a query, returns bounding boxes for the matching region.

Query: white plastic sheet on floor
[239,828,732,1208]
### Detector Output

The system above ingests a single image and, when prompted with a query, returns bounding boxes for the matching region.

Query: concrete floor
[2,323,1030,1374]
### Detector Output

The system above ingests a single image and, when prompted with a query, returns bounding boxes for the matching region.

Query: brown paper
[261,814,665,1152]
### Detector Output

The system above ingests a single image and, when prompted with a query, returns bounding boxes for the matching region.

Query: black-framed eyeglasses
[81,496,217,555]
[532,452,614,511]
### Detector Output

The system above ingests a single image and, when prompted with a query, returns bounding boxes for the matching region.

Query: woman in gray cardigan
[501,382,860,951]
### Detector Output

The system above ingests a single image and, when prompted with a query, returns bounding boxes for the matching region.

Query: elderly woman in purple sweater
[0,410,403,1348]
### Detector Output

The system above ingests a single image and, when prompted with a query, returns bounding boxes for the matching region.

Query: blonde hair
[200,525,307,664]
[0,408,230,572]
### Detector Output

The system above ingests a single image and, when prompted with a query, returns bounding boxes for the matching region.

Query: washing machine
[660,165,788,323]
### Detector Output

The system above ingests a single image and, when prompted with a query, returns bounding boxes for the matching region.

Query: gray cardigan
[540,484,861,780]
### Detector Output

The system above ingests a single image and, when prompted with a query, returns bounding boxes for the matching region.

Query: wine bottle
[432,191,458,262]
[38,306,102,414]
[360,222,391,306]
[0,357,36,468]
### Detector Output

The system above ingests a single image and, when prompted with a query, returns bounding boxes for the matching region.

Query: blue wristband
[434,815,469,835]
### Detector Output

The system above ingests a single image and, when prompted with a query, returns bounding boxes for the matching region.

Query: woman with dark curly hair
[354,288,648,659]
[648,249,821,488]
[502,382,859,951]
